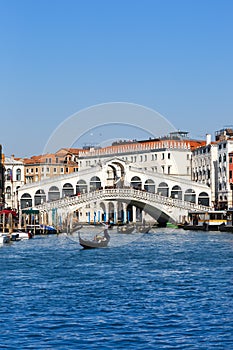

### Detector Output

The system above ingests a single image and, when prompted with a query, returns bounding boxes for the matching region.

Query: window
[35,168,38,173]
[230,157,232,164]
[162,153,164,160]
[61,168,64,173]
[168,153,170,159]
[56,157,59,164]
[145,155,147,161]
[46,168,50,173]
[16,168,21,181]
[54,168,57,173]
[6,186,11,199]
[168,166,171,174]
[140,156,143,162]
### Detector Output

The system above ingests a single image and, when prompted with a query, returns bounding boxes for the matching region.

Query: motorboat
[0,233,11,244]
[11,230,32,241]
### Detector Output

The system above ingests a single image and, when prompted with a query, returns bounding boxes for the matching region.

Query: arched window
[76,180,88,194]
[171,185,182,200]
[34,189,46,206]
[90,176,101,192]
[62,183,74,197]
[6,168,12,181]
[157,182,169,197]
[6,186,11,199]
[130,176,142,190]
[16,168,21,181]
[48,186,60,202]
[184,189,196,203]
[198,192,209,206]
[144,179,155,193]
[20,193,32,209]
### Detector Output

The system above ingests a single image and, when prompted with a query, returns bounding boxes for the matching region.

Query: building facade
[191,134,218,207]
[4,156,25,210]
[0,145,4,210]
[217,138,233,209]
[22,148,80,184]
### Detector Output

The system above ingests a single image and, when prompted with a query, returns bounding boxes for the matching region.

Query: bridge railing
[36,188,210,212]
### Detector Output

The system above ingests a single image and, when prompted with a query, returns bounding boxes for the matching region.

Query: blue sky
[1,0,233,157]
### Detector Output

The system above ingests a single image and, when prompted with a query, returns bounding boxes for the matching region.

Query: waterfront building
[4,155,25,210]
[191,134,218,207]
[77,133,205,180]
[22,148,80,183]
[216,129,233,209]
[0,145,4,210]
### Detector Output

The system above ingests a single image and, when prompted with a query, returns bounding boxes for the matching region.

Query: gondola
[117,225,135,234]
[136,225,151,233]
[78,230,110,249]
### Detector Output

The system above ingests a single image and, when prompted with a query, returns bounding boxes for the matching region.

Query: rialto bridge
[17,158,211,227]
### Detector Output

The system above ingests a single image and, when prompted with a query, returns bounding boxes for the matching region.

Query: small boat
[117,225,135,234]
[78,229,110,249]
[0,233,11,244]
[11,230,33,241]
[136,225,151,233]
[40,225,57,234]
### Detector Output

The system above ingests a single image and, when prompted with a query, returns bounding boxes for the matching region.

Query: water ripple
[0,231,233,349]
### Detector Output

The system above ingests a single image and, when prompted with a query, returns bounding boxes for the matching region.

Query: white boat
[0,233,11,244]
[11,230,32,241]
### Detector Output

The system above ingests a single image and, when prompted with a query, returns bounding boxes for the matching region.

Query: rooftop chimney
[206,134,211,145]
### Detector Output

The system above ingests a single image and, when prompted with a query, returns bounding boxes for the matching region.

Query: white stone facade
[191,141,218,206]
[4,156,25,210]
[217,139,233,209]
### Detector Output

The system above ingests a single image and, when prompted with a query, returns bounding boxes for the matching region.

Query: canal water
[0,229,233,349]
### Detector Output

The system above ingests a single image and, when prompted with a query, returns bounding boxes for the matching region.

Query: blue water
[1,229,233,349]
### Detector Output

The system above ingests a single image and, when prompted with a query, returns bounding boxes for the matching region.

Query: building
[77,135,205,180]
[0,145,4,210]
[4,155,25,210]
[22,148,80,184]
[217,134,233,209]
[191,134,218,207]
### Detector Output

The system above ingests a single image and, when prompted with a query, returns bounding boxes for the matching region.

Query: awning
[0,209,17,217]
[22,209,40,214]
